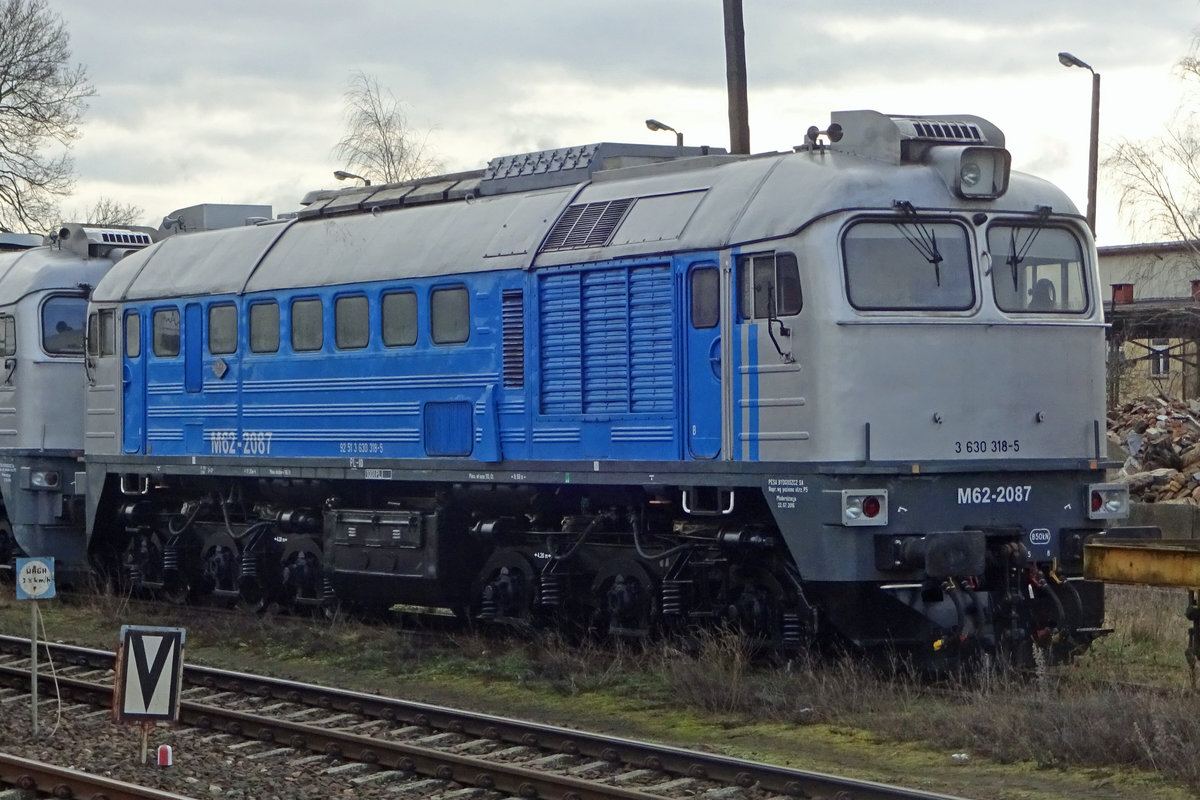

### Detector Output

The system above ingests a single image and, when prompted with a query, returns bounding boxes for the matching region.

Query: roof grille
[98,231,153,246]
[542,198,635,252]
[908,120,985,143]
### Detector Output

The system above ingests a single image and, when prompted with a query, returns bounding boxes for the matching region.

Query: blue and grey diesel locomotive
[13,110,1144,667]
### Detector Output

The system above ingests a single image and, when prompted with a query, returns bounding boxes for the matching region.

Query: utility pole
[724,0,750,154]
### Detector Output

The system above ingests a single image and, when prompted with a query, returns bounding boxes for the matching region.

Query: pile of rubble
[1109,395,1200,503]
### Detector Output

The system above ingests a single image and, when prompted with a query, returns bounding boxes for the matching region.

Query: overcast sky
[48,0,1200,245]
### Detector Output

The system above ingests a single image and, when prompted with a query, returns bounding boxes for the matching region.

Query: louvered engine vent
[907,120,985,143]
[98,231,153,245]
[541,198,635,252]
[501,289,524,388]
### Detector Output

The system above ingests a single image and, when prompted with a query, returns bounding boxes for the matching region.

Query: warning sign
[114,626,185,722]
[15,557,54,600]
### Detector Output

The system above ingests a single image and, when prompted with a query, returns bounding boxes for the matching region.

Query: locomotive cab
[0,223,155,581]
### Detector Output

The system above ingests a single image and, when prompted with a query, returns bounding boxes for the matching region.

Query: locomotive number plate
[957,485,1032,505]
[210,430,273,455]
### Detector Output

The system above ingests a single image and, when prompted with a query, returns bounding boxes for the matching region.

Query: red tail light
[863,496,882,518]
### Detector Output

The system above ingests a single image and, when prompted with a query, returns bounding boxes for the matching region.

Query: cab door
[122,310,145,454]
[683,259,722,458]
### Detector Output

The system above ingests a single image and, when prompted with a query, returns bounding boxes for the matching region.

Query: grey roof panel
[97,221,290,301]
[0,247,122,305]
[246,192,539,292]
[609,190,706,247]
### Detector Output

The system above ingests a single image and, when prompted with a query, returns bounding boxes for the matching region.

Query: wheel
[278,536,324,611]
[474,550,539,627]
[590,559,658,639]
[159,576,192,605]
[199,531,239,595]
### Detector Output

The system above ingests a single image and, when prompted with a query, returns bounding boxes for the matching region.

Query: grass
[2,583,1199,799]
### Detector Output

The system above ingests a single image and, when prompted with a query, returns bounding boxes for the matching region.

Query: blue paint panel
[581,269,629,412]
[628,265,674,412]
[132,272,523,461]
[123,260,681,464]
[122,310,145,454]
[534,259,679,460]
[538,272,583,414]
[184,303,202,393]
[424,401,473,456]
[540,263,675,418]
[684,260,721,459]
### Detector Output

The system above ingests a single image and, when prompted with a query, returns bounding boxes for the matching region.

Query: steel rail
[0,635,974,800]
[0,752,199,800]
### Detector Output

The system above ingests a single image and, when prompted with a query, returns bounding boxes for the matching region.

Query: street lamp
[1058,51,1100,235]
[645,119,683,148]
[334,170,371,186]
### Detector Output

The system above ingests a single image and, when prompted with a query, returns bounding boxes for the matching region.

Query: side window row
[143,286,469,358]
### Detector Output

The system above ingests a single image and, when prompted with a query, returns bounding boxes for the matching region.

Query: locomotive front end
[746,112,1136,667]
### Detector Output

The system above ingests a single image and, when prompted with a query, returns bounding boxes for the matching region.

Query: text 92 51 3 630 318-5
[955,439,1019,455]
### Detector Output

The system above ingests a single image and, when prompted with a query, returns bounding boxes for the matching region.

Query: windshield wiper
[892,202,943,285]
[1005,226,1043,292]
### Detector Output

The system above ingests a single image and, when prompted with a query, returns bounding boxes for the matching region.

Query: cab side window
[42,296,87,355]
[0,314,15,357]
[690,267,720,329]
[125,312,140,358]
[738,252,801,320]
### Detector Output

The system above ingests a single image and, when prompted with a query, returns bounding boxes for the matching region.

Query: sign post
[15,557,55,737]
[113,625,186,764]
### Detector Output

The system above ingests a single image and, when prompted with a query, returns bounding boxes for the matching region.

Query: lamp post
[1058,51,1099,235]
[334,170,371,186]
[645,119,683,148]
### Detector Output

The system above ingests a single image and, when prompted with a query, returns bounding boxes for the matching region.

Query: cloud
[40,0,1200,241]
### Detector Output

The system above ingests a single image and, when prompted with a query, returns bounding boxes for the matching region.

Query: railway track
[0,634,973,800]
[0,752,199,799]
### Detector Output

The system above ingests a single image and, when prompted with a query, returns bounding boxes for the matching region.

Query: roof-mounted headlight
[928,145,1011,200]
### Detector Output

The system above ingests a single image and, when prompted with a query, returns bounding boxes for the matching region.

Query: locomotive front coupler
[874,530,986,577]
[718,526,775,551]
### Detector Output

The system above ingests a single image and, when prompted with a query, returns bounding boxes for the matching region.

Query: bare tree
[0,0,94,233]
[334,71,441,185]
[1106,43,1200,267]
[81,196,143,227]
